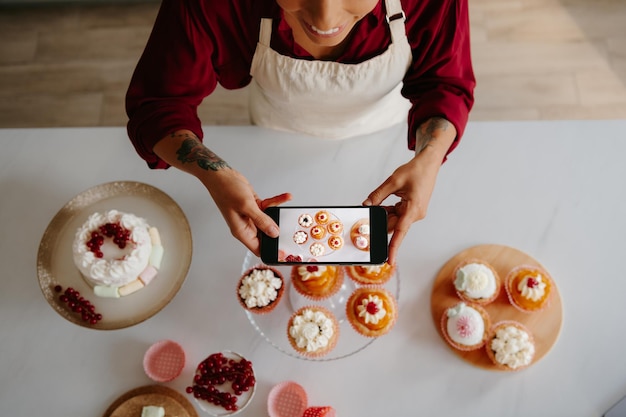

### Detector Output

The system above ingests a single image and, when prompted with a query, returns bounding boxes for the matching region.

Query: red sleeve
[402,0,475,157]
[125,0,263,169]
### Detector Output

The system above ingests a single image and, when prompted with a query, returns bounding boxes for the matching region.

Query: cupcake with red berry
[345,287,398,337]
[327,221,343,235]
[505,265,553,313]
[291,265,344,301]
[287,306,339,358]
[453,259,501,305]
[441,302,490,351]
[314,210,331,225]
[486,321,535,371]
[310,225,326,240]
[346,262,395,286]
[327,235,343,251]
[237,265,284,314]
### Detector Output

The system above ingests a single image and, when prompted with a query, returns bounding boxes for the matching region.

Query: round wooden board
[102,385,198,417]
[430,244,563,371]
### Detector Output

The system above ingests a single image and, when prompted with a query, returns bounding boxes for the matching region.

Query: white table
[1,120,625,416]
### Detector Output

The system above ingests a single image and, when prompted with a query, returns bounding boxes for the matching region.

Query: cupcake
[346,262,394,286]
[298,213,314,228]
[314,210,331,225]
[350,219,370,251]
[310,225,326,240]
[345,287,397,337]
[453,259,501,305]
[309,242,325,257]
[287,306,339,358]
[327,221,343,235]
[327,235,343,251]
[237,266,284,314]
[486,321,535,371]
[505,265,553,312]
[441,302,490,351]
[293,230,308,245]
[291,265,344,301]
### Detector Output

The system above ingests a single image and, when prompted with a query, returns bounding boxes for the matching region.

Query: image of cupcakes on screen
[486,321,535,371]
[345,287,397,338]
[350,219,370,251]
[453,259,501,305]
[291,265,344,301]
[440,302,490,351]
[237,266,284,314]
[287,306,339,358]
[505,265,553,312]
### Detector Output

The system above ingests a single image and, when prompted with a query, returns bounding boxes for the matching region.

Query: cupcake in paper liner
[452,258,501,305]
[485,321,535,371]
[291,265,344,301]
[505,264,553,313]
[440,302,491,351]
[345,287,398,338]
[345,262,395,286]
[286,306,339,358]
[237,265,284,314]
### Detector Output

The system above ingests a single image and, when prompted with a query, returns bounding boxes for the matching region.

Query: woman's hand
[203,168,292,256]
[364,117,456,265]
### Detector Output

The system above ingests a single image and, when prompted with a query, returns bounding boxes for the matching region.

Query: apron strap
[259,18,272,46]
[384,0,407,44]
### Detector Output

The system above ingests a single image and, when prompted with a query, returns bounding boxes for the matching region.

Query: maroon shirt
[126,0,475,169]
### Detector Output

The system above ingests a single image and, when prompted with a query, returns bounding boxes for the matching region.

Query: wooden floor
[0,0,625,128]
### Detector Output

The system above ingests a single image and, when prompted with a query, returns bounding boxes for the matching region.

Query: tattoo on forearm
[415,117,451,153]
[174,133,230,171]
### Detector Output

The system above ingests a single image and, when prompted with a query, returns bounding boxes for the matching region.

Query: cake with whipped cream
[237,265,284,314]
[453,259,501,305]
[291,265,344,301]
[486,321,535,370]
[287,306,338,358]
[345,287,397,337]
[346,262,395,286]
[505,265,553,312]
[441,302,490,351]
[72,209,163,298]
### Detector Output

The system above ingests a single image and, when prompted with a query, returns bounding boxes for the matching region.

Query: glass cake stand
[241,251,400,361]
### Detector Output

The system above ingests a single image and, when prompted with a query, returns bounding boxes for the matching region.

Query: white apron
[249,0,412,139]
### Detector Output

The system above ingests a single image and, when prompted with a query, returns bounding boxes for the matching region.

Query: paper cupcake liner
[286,306,339,358]
[485,320,535,371]
[237,265,285,315]
[267,381,308,417]
[440,302,491,352]
[504,264,553,313]
[345,263,394,286]
[452,258,501,305]
[143,339,185,382]
[345,287,398,338]
[291,266,345,302]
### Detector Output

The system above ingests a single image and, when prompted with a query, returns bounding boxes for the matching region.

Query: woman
[126,0,475,265]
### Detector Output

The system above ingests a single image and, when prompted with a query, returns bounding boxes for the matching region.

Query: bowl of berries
[186,351,256,416]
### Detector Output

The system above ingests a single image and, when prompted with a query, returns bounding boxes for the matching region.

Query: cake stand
[241,251,400,361]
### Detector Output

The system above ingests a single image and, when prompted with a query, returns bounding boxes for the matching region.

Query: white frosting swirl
[293,231,307,244]
[309,243,325,257]
[72,210,152,287]
[357,294,387,324]
[361,265,383,274]
[358,224,370,235]
[455,263,497,299]
[354,236,369,249]
[517,274,546,301]
[238,269,282,308]
[289,309,335,353]
[490,325,535,369]
[446,303,485,346]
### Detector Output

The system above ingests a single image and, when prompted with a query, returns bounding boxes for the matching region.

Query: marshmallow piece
[139,265,158,285]
[141,406,165,417]
[118,279,145,296]
[149,227,161,246]
[94,285,120,298]
[149,244,164,269]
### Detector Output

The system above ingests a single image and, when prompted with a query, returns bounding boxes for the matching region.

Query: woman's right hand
[202,167,292,257]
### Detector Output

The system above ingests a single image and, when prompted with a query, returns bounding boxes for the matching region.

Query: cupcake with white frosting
[505,265,553,313]
[453,259,501,305]
[441,302,490,351]
[287,306,339,358]
[486,321,535,371]
[237,265,284,314]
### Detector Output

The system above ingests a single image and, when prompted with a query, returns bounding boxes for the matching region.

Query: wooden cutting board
[430,244,563,371]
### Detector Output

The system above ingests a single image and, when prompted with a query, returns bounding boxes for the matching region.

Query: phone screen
[261,206,387,265]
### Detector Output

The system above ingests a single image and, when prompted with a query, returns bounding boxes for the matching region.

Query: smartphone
[260,205,388,265]
[605,395,626,417]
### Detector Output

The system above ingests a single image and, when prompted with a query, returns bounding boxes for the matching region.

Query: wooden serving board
[430,244,563,371]
[102,385,198,417]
